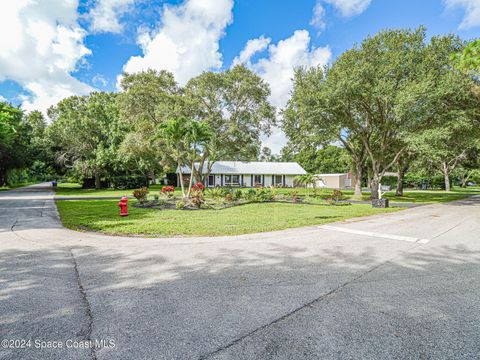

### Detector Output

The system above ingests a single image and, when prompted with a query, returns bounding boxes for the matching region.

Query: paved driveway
[1,183,479,360]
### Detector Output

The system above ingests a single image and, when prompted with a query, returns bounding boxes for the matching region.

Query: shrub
[269,185,278,198]
[208,187,223,199]
[331,189,343,202]
[175,199,186,209]
[245,189,256,201]
[190,189,205,208]
[133,187,149,202]
[225,193,234,202]
[161,185,175,198]
[254,187,272,202]
[192,182,205,192]
[110,175,147,190]
[291,190,299,202]
[153,194,159,201]
[234,189,243,200]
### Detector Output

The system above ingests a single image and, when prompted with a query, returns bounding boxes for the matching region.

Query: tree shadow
[1,240,480,359]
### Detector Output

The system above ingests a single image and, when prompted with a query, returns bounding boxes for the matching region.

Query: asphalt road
[1,183,479,360]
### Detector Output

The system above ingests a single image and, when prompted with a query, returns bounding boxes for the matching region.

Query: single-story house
[314,173,354,189]
[176,161,307,187]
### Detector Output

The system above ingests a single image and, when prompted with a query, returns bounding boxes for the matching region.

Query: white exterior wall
[263,175,272,187]
[243,174,252,187]
[284,175,295,187]
[215,174,222,187]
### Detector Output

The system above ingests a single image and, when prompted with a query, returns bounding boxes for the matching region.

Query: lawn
[54,182,478,204]
[56,199,401,237]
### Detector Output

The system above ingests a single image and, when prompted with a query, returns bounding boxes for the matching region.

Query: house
[176,161,307,187]
[314,173,354,189]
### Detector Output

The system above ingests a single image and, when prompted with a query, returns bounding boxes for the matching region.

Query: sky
[0,0,479,154]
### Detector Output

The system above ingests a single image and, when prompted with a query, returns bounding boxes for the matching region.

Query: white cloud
[0,95,6,102]
[87,0,136,33]
[92,74,108,87]
[120,0,233,85]
[324,0,372,17]
[444,0,480,29]
[235,30,332,153]
[310,2,327,33]
[232,36,271,67]
[0,0,93,113]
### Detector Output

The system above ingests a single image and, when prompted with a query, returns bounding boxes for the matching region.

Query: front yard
[56,200,401,236]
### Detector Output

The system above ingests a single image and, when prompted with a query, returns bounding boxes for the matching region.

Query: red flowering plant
[192,182,205,192]
[161,185,175,198]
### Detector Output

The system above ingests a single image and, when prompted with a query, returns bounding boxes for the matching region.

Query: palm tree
[185,120,212,198]
[295,173,319,196]
[157,118,190,198]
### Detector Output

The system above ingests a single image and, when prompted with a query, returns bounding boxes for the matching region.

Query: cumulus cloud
[0,1,93,113]
[444,0,480,29]
[235,30,332,153]
[87,0,136,33]
[324,0,372,17]
[232,36,271,67]
[120,0,233,85]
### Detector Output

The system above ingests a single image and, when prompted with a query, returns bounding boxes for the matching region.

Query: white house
[176,161,307,187]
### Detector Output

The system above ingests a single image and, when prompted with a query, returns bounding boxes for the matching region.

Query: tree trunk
[0,167,6,187]
[370,175,380,200]
[94,171,101,190]
[443,162,451,192]
[178,162,186,198]
[352,162,363,200]
[395,167,405,196]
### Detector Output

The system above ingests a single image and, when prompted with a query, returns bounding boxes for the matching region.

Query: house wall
[284,175,295,187]
[319,175,341,189]
[244,174,252,187]
[263,175,272,187]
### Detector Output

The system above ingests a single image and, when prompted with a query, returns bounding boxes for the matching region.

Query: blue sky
[0,0,479,152]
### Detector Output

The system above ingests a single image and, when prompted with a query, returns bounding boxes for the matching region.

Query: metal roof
[177,161,307,175]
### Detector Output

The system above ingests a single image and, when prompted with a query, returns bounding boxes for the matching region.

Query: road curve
[1,183,479,360]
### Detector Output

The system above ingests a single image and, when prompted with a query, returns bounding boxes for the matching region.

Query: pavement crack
[70,250,97,360]
[199,243,421,360]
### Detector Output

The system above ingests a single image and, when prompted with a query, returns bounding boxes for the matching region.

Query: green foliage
[452,39,480,74]
[133,187,149,202]
[207,187,223,199]
[175,199,186,209]
[110,175,147,190]
[281,145,349,174]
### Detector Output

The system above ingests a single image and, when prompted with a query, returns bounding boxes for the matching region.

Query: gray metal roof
[177,161,307,175]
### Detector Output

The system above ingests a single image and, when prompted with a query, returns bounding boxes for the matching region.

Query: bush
[331,189,343,202]
[291,190,299,202]
[245,189,256,201]
[234,189,243,200]
[190,189,205,208]
[254,187,272,202]
[192,182,205,192]
[176,199,186,209]
[225,193,234,202]
[207,187,223,199]
[133,187,149,202]
[161,185,175,198]
[110,175,147,190]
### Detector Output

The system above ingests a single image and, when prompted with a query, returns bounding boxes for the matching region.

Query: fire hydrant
[118,196,128,217]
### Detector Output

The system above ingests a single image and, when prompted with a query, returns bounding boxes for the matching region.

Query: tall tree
[47,92,124,189]
[283,66,367,199]
[184,65,275,183]
[0,102,28,185]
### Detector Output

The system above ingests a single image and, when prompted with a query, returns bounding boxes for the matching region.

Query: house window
[225,175,240,186]
[208,175,215,187]
[254,175,262,186]
[274,175,283,186]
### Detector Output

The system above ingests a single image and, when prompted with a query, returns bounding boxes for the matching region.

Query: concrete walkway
[1,183,479,360]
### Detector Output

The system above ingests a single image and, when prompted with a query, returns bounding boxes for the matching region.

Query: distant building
[314,173,354,189]
[176,161,307,187]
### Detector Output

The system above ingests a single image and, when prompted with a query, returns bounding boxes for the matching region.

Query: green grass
[54,182,479,204]
[56,199,401,237]
[55,182,167,197]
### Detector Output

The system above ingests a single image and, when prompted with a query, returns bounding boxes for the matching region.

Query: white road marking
[317,225,430,244]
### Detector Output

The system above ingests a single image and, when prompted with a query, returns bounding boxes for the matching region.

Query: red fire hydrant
[118,196,128,217]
